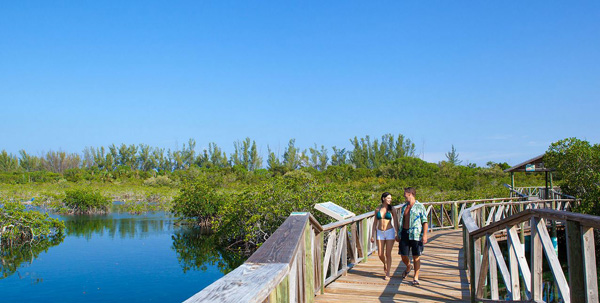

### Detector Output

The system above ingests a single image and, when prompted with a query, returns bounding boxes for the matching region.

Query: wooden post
[453,202,459,229]
[510,172,515,196]
[566,220,585,303]
[530,217,543,301]
[469,233,477,303]
[488,236,499,300]
[318,231,324,295]
[362,218,368,263]
[304,224,314,303]
[508,225,520,300]
[582,226,599,303]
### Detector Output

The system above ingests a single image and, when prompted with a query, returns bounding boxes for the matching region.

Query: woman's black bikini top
[377,210,392,220]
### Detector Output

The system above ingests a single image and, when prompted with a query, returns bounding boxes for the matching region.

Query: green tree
[19,150,41,172]
[0,150,20,172]
[331,146,347,166]
[283,139,302,170]
[545,137,600,215]
[171,179,221,225]
[445,145,461,166]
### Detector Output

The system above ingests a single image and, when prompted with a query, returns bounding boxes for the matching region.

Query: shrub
[143,175,174,187]
[63,189,112,214]
[0,202,65,247]
[171,179,221,226]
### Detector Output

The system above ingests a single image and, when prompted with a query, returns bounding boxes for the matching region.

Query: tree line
[0,133,418,174]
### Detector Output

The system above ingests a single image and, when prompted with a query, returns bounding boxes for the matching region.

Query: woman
[370,192,398,280]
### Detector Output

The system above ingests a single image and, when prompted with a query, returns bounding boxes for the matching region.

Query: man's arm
[422,222,428,244]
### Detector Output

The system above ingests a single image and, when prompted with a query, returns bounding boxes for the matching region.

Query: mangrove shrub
[63,189,112,214]
[0,202,65,247]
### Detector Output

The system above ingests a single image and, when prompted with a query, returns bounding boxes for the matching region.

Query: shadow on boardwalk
[314,229,471,303]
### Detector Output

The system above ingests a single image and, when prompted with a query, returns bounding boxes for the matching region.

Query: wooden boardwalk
[315,229,470,303]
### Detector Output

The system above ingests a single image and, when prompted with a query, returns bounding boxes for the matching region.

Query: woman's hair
[381,192,392,212]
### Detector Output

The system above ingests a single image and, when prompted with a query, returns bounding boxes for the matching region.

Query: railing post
[566,220,585,303]
[362,218,369,263]
[469,232,477,303]
[530,217,543,301]
[582,226,599,303]
[304,223,314,303]
[453,202,459,229]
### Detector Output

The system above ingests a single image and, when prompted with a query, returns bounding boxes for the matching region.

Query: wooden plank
[488,234,512,299]
[488,236,499,300]
[530,217,543,302]
[247,214,309,264]
[349,223,357,264]
[334,226,346,276]
[304,223,314,302]
[508,226,520,300]
[566,220,584,303]
[486,206,496,226]
[269,275,289,303]
[184,263,289,303]
[582,226,599,303]
[322,230,335,283]
[508,225,531,298]
[316,231,324,295]
[476,238,489,299]
[494,205,504,222]
[534,217,570,302]
[289,248,298,302]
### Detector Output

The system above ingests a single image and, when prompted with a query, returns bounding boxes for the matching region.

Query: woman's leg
[384,239,395,278]
[377,238,386,272]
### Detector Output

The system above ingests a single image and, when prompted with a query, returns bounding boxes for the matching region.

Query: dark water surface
[0,211,241,303]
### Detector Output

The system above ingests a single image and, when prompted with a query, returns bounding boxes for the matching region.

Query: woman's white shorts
[376,228,395,241]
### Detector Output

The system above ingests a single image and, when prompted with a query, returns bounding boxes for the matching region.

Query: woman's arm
[370,209,378,242]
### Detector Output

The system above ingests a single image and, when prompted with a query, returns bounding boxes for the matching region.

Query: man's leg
[412,255,421,282]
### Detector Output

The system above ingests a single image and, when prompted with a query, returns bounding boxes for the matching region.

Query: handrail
[184,212,323,303]
[462,198,598,303]
[185,197,564,303]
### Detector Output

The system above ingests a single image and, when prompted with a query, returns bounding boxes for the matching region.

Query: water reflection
[1,211,244,282]
[171,228,245,274]
[0,234,65,279]
[62,212,169,239]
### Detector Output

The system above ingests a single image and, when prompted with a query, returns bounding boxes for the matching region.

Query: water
[0,211,243,303]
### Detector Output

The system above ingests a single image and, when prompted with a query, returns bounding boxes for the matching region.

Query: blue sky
[1,1,599,166]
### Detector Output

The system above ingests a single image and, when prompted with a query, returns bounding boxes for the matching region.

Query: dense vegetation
[6,133,590,255]
[0,202,64,247]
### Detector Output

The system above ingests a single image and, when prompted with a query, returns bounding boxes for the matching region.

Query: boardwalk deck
[315,229,470,303]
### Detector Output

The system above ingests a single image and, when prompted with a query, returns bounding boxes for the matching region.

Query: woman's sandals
[383,264,389,280]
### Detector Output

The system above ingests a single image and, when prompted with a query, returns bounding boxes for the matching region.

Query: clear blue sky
[1,1,599,166]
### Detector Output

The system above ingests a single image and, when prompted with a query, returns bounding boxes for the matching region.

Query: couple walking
[370,187,428,286]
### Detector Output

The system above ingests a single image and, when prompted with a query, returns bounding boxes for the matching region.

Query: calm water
[0,210,243,303]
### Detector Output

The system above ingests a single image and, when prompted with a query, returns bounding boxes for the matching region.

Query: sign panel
[314,201,355,221]
[525,164,535,172]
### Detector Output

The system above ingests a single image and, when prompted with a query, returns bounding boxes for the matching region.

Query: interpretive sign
[314,201,355,221]
[526,164,535,172]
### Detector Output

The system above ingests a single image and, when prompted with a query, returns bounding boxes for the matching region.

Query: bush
[0,202,65,247]
[171,179,221,225]
[63,189,112,214]
[143,175,174,187]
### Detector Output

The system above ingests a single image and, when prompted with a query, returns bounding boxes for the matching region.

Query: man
[396,187,428,286]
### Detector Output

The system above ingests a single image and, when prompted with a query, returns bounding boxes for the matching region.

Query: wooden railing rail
[186,197,567,303]
[462,199,598,303]
[184,212,323,303]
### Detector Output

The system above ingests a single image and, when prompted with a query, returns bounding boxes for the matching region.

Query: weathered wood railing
[185,197,538,302]
[184,212,323,303]
[462,199,599,303]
